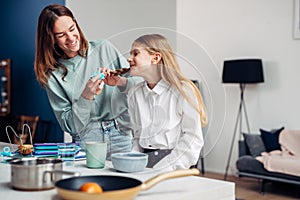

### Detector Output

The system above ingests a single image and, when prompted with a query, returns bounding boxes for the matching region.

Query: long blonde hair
[134,34,208,127]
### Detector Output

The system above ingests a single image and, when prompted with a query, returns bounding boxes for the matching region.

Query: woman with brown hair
[34,4,138,159]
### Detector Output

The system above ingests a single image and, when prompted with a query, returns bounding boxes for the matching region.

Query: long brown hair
[34,4,88,87]
[134,34,208,127]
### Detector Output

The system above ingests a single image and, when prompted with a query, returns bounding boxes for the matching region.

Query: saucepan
[9,157,79,190]
[55,168,200,200]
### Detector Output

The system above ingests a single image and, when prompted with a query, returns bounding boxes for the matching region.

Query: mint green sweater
[45,40,139,140]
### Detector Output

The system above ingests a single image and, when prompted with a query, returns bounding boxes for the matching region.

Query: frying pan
[55,168,200,200]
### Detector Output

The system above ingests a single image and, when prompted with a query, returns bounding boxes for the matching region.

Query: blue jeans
[77,120,132,160]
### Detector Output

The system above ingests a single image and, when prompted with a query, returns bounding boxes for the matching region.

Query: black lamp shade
[222,59,264,84]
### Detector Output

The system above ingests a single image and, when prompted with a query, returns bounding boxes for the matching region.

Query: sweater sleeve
[45,77,94,135]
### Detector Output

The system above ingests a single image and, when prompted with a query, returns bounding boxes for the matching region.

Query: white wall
[66,0,176,57]
[67,0,300,175]
[178,0,300,174]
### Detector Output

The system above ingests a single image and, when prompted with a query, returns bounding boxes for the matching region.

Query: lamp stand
[224,83,251,180]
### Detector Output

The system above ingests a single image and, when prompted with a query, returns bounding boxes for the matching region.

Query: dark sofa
[236,128,300,194]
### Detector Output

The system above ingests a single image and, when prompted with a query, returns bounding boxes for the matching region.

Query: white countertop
[0,143,235,200]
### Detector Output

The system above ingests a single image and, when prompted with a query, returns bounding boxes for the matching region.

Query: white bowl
[111,152,148,173]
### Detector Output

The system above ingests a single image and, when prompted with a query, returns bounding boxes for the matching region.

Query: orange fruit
[79,182,103,193]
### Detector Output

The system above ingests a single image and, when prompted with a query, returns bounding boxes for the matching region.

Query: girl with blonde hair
[126,34,208,171]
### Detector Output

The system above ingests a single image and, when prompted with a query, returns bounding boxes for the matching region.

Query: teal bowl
[111,152,148,173]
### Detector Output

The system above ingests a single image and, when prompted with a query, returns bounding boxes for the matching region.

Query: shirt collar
[143,79,171,97]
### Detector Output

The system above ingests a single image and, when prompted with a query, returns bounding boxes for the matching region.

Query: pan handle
[140,168,200,191]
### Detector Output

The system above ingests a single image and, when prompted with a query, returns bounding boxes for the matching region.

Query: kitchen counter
[0,143,235,200]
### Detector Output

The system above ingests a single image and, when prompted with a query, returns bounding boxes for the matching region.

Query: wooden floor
[201,172,300,200]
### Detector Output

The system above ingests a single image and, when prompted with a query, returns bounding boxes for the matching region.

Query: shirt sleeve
[153,85,204,171]
[127,84,144,152]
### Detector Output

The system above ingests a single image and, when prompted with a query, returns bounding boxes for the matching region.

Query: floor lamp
[222,59,264,180]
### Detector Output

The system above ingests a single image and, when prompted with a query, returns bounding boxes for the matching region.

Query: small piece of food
[17,144,34,155]
[110,68,130,76]
[79,182,103,193]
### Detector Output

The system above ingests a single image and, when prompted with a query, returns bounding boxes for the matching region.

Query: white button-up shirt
[128,79,204,171]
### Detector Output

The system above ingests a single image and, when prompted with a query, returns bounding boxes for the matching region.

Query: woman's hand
[81,77,105,100]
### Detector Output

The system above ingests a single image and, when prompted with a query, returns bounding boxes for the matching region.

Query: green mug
[85,141,107,168]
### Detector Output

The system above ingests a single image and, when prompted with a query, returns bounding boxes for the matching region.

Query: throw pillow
[243,133,266,157]
[260,127,284,152]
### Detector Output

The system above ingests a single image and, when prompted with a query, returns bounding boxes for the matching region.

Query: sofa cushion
[237,155,266,174]
[243,133,266,157]
[260,127,284,152]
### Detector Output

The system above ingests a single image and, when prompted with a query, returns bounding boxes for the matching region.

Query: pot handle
[140,168,200,191]
[43,170,81,183]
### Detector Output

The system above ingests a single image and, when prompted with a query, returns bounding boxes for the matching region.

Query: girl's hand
[104,75,127,86]
[103,68,127,86]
